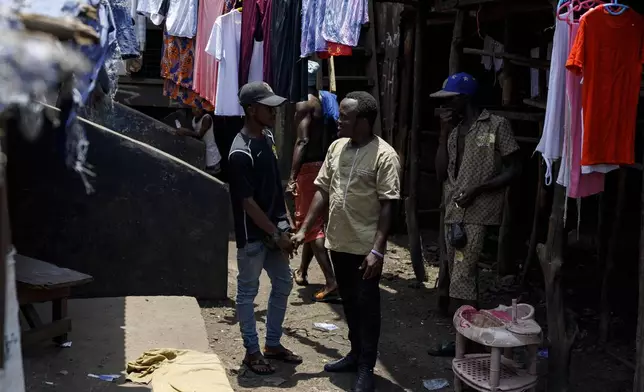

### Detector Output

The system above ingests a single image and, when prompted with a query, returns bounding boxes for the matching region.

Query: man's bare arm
[372,200,394,255]
[242,197,279,235]
[176,115,211,139]
[289,102,312,185]
[435,113,452,184]
[477,151,521,194]
[298,188,329,234]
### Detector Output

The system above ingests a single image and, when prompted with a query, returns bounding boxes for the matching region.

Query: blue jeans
[109,0,140,59]
[236,241,293,354]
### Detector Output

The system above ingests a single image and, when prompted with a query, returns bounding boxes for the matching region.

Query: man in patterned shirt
[430,73,521,355]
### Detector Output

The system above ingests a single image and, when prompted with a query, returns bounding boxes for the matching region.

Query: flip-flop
[263,347,303,364]
[293,268,309,286]
[312,289,341,303]
[427,341,456,357]
[242,358,276,375]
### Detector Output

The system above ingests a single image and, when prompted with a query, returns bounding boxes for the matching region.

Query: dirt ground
[201,239,450,392]
[201,237,636,392]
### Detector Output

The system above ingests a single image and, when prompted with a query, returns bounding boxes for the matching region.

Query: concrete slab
[23,296,212,392]
[8,107,230,300]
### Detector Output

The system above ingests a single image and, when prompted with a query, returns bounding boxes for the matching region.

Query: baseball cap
[430,72,478,98]
[238,81,287,107]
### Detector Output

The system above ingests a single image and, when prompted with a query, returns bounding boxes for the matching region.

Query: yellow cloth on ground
[126,348,234,392]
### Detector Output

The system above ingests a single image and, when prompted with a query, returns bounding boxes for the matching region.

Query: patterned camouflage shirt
[443,110,519,226]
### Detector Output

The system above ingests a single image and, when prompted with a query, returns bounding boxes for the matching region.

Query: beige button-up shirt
[314,136,401,256]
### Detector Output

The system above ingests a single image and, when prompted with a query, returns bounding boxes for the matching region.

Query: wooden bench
[15,254,93,346]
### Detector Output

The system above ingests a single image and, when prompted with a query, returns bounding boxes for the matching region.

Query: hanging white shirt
[136,0,165,25]
[207,10,243,116]
[206,10,264,116]
[166,0,198,38]
[535,15,570,185]
[193,114,222,168]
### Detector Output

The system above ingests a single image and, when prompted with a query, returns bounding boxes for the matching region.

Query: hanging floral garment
[160,29,213,110]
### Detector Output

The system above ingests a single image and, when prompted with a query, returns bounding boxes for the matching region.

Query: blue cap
[430,72,478,98]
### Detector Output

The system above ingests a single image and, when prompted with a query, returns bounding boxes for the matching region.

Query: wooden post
[521,146,545,287]
[538,162,577,392]
[497,19,518,277]
[375,2,403,145]
[394,9,415,232]
[366,0,382,137]
[0,128,8,368]
[599,169,627,345]
[521,35,548,287]
[328,57,337,93]
[437,5,464,306]
[635,152,644,391]
[448,10,465,78]
[405,4,427,284]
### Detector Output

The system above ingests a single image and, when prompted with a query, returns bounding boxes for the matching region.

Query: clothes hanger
[575,0,604,10]
[602,0,628,16]
[557,0,576,22]
[234,0,242,12]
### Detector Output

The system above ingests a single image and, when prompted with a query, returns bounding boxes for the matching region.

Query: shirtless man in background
[286,61,339,302]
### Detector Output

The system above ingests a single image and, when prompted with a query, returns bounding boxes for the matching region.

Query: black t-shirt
[228,129,288,248]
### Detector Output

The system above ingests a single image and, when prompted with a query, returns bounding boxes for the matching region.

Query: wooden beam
[463,48,551,69]
[421,130,540,144]
[521,123,545,287]
[449,10,465,77]
[437,2,466,314]
[394,11,415,232]
[434,0,500,12]
[428,2,553,24]
[406,3,427,284]
[634,140,644,390]
[538,166,577,391]
[523,98,547,110]
[365,0,383,137]
[21,318,72,347]
[599,169,627,345]
[434,107,544,122]
[0,130,8,368]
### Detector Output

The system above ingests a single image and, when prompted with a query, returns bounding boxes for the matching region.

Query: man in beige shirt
[293,91,401,392]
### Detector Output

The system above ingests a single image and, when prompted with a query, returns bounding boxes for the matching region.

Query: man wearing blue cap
[429,73,521,355]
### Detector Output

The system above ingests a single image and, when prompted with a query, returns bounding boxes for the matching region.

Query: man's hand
[286,179,297,196]
[276,232,294,257]
[291,230,306,249]
[454,186,480,209]
[439,109,455,134]
[175,128,192,137]
[360,252,383,280]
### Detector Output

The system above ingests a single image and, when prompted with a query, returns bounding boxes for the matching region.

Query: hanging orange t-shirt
[566,7,644,166]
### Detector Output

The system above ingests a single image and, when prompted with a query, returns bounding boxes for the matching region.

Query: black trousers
[330,251,381,368]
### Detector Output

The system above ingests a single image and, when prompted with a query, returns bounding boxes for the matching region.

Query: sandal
[243,357,276,375]
[293,268,309,286]
[312,289,341,303]
[427,341,456,357]
[263,346,303,364]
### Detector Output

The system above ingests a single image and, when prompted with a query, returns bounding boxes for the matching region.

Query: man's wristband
[370,249,385,259]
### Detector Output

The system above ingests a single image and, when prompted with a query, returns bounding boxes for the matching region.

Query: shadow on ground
[22,298,147,392]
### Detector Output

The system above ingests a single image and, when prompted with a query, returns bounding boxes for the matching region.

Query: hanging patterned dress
[161,29,214,111]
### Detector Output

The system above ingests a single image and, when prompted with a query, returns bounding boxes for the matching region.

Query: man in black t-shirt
[228,81,302,375]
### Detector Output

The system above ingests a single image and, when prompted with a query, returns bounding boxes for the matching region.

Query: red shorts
[294,162,326,244]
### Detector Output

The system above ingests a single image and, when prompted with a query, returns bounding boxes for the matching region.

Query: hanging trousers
[330,251,381,368]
